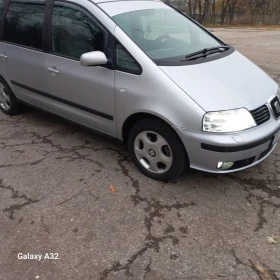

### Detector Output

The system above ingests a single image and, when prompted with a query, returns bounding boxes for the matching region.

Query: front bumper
[175,118,280,173]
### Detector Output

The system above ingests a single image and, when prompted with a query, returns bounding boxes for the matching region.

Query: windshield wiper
[184,45,230,61]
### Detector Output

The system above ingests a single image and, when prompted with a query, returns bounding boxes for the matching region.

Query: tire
[128,118,189,181]
[0,77,19,115]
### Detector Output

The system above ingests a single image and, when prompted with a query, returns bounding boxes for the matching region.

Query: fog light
[217,161,234,170]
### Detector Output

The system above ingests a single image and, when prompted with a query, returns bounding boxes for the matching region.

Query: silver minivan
[0,0,279,180]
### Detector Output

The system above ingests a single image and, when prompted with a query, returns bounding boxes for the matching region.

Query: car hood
[159,50,279,112]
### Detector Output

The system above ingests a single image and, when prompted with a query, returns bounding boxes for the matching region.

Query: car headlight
[203,108,256,133]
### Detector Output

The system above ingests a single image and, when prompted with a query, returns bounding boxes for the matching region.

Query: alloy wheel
[134,131,173,174]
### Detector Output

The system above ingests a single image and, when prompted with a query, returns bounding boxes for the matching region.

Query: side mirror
[80,51,108,66]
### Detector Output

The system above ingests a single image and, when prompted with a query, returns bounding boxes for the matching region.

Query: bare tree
[169,0,280,25]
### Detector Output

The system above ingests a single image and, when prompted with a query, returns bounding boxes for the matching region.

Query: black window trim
[46,0,110,64]
[1,0,46,51]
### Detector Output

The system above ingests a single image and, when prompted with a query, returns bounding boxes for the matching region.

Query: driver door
[44,2,115,136]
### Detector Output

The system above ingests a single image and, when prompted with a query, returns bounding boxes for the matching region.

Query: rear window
[3,2,45,49]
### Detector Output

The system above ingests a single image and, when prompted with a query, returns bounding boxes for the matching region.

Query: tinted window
[52,5,104,59]
[116,43,141,74]
[4,2,44,49]
[0,0,3,16]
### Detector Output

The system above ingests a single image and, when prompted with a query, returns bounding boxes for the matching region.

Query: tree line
[164,0,280,25]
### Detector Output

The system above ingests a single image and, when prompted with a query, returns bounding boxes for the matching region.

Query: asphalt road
[1,28,280,280]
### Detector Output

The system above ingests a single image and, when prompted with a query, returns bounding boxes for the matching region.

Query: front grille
[250,105,270,126]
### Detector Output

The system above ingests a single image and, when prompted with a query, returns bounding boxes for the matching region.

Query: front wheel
[0,77,19,115]
[128,119,188,181]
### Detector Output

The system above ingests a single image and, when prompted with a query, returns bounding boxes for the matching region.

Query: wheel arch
[122,112,176,143]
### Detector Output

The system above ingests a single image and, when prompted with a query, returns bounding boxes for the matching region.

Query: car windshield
[112,8,223,63]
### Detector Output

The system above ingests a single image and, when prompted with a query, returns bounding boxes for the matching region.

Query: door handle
[47,67,60,75]
[0,54,8,60]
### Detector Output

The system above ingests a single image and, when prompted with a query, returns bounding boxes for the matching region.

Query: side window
[0,0,3,17]
[3,2,44,49]
[52,5,105,60]
[116,43,141,75]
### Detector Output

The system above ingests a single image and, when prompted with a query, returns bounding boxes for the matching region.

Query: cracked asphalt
[1,28,280,280]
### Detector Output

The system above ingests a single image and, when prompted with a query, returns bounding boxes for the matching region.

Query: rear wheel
[128,119,188,181]
[0,77,19,115]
